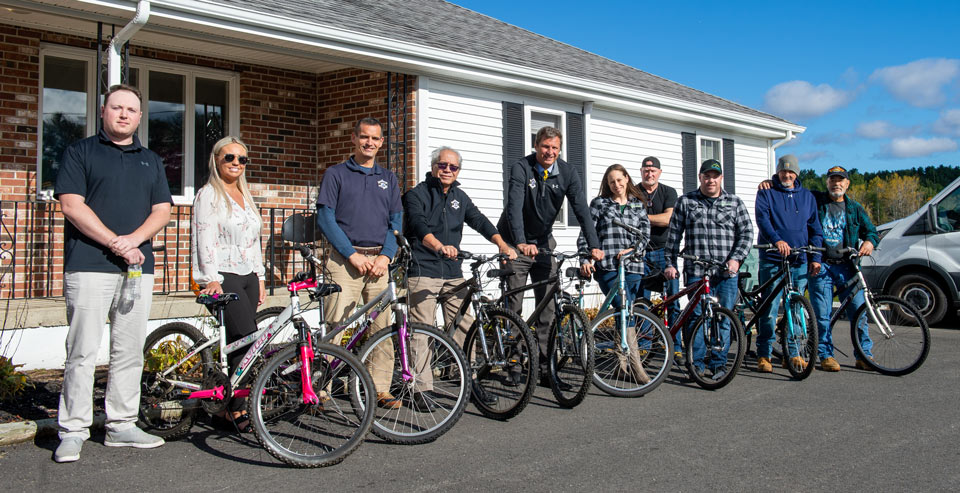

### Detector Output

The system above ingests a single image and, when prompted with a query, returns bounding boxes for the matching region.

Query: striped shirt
[666,189,753,278]
[577,196,649,274]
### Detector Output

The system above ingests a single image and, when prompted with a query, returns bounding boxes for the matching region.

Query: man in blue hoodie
[754,154,823,373]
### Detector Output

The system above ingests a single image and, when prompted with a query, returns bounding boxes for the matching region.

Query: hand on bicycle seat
[198,280,223,295]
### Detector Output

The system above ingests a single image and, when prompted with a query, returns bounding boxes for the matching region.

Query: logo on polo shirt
[528,178,537,189]
[377,179,388,189]
[450,199,460,210]
[140,161,150,167]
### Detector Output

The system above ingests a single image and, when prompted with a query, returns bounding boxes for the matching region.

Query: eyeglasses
[435,162,460,172]
[222,153,249,165]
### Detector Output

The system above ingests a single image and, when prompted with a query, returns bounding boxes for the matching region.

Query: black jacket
[496,154,600,249]
[403,173,499,279]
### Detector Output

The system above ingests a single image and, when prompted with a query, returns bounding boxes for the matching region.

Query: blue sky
[452,0,960,174]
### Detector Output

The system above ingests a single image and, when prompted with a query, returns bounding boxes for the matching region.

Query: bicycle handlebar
[753,244,826,253]
[535,248,589,261]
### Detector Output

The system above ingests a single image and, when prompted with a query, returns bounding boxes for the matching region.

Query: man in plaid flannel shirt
[664,159,753,378]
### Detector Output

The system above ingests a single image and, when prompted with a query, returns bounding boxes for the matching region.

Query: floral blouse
[191,184,265,285]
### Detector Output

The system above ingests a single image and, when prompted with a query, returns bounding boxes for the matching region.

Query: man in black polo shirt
[53,84,172,462]
[404,145,516,408]
[637,156,682,360]
[496,126,603,375]
[316,117,403,409]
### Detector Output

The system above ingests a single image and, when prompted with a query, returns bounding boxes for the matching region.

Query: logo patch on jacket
[378,179,388,189]
[528,178,537,189]
[450,199,460,210]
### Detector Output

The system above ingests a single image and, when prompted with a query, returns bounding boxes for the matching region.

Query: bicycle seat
[196,293,240,308]
[315,283,342,297]
[564,266,590,281]
[487,268,514,278]
[738,272,752,279]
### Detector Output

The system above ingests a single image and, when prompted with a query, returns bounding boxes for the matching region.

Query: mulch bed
[0,367,108,424]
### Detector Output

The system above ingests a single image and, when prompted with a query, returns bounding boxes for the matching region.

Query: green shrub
[0,356,31,401]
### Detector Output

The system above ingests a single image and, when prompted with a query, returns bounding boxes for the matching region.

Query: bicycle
[734,244,821,379]
[139,245,376,468]
[816,248,930,375]
[645,254,746,390]
[259,224,471,444]
[587,221,671,397]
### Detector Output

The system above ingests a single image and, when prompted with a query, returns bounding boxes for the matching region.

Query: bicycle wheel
[354,322,470,444]
[138,322,212,440]
[779,294,817,380]
[591,306,671,397]
[248,343,375,468]
[547,305,594,408]
[684,306,745,390]
[463,307,538,420]
[852,295,930,376]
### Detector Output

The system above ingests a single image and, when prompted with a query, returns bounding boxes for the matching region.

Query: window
[38,46,237,202]
[526,108,569,228]
[699,137,722,167]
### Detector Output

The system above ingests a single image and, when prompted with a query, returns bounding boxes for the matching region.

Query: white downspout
[768,129,795,175]
[108,0,150,87]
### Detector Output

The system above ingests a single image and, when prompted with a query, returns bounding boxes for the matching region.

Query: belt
[353,245,382,256]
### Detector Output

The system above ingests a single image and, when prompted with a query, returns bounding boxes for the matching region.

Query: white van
[862,177,960,326]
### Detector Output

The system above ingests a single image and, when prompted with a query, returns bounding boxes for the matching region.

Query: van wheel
[889,273,947,326]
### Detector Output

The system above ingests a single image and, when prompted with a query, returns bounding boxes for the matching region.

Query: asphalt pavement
[3,327,958,492]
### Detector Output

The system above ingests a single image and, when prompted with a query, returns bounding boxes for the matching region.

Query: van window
[937,186,960,232]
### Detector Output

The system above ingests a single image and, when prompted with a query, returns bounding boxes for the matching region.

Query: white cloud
[884,136,958,158]
[763,81,855,119]
[797,151,830,162]
[856,120,919,139]
[869,58,960,108]
[932,109,960,137]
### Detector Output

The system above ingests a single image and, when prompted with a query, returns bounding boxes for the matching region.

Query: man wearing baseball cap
[665,159,753,380]
[637,156,682,361]
[810,165,880,371]
[754,154,823,373]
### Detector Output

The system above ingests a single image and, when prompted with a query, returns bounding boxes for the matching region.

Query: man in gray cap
[753,154,823,373]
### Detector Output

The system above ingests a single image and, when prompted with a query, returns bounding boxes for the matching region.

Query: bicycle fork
[295,318,321,405]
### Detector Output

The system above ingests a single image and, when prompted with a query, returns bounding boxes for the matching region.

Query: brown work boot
[786,356,808,371]
[819,357,841,372]
[377,392,402,409]
[756,357,773,373]
[855,358,876,371]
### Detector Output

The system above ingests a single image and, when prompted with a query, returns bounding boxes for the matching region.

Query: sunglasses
[222,153,249,165]
[436,162,460,172]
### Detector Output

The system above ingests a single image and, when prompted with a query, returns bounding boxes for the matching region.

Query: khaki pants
[325,249,393,393]
[59,271,154,440]
[407,276,473,391]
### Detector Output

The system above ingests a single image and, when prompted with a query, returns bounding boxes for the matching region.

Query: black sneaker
[504,366,524,387]
[408,391,438,412]
[473,384,499,405]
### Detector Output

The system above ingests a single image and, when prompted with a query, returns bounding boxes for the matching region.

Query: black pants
[218,272,260,411]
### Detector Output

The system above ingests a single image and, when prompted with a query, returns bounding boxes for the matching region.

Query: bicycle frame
[736,261,803,336]
[824,257,894,338]
[651,277,710,340]
[593,255,644,352]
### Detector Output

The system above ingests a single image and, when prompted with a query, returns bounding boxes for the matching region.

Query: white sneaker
[104,427,165,449]
[54,437,84,463]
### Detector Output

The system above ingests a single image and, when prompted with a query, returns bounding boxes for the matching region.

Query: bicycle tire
[547,305,594,408]
[138,322,212,440]
[852,295,930,376]
[684,306,745,390]
[353,322,470,444]
[248,343,375,468]
[464,307,538,420]
[779,294,817,380]
[591,306,671,397]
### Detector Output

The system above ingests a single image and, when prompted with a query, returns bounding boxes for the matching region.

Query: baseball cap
[777,154,800,174]
[641,156,661,169]
[826,165,848,179]
[699,159,722,174]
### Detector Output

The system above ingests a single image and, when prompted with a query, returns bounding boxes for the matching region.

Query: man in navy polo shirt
[53,84,172,462]
[316,117,403,409]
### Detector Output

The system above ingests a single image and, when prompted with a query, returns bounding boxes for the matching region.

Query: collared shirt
[666,189,754,278]
[577,196,649,274]
[191,184,265,285]
[535,162,557,179]
[54,129,173,274]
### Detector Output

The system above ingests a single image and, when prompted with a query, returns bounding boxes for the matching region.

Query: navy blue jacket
[403,173,499,279]
[755,176,823,265]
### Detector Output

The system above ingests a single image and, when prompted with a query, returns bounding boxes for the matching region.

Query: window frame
[697,135,723,170]
[524,106,571,229]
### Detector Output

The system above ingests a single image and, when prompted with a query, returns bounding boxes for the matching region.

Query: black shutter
[566,111,585,225]
[681,132,697,193]
[502,102,525,201]
[723,138,736,193]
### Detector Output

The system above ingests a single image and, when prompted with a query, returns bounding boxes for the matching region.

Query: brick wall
[0,25,417,299]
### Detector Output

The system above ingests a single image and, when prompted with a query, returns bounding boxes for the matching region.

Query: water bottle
[118,264,142,314]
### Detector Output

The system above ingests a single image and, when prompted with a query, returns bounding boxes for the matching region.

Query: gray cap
[777,154,800,174]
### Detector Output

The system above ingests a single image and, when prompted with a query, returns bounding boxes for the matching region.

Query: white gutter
[107,0,150,87]
[768,130,795,175]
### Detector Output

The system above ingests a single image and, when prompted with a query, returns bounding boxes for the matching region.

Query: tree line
[796,165,960,225]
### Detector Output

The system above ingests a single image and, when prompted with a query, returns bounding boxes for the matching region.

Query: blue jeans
[643,248,682,352]
[595,269,643,311]
[756,260,809,359]
[685,274,738,371]
[809,262,873,359]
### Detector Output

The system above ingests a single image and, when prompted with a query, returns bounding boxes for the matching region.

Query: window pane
[42,56,87,191]
[148,71,185,195]
[701,139,720,162]
[530,112,561,149]
[194,77,228,188]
